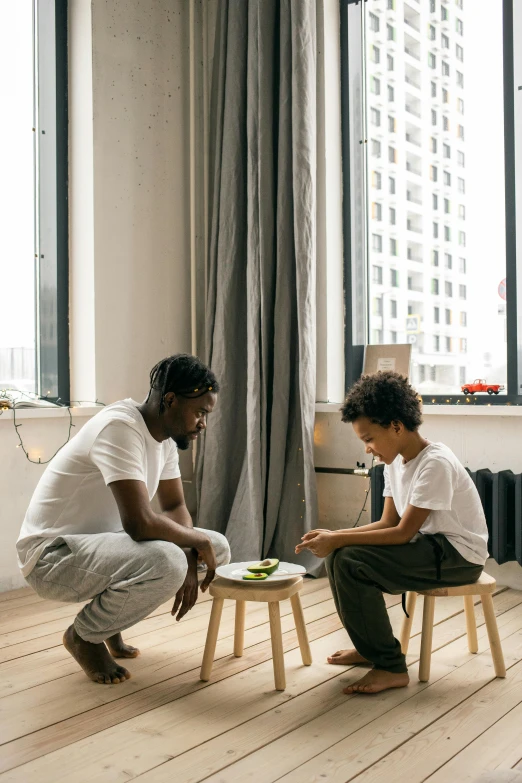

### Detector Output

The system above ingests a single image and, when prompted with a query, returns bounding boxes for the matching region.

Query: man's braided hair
[147,354,219,414]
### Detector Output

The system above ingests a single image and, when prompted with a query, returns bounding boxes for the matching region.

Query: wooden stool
[200,576,312,691]
[400,572,506,682]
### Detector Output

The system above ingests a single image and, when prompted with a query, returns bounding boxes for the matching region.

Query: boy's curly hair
[341,371,422,431]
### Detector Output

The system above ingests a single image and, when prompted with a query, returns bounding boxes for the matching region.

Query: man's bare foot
[327,649,371,666]
[105,632,140,659]
[63,626,131,685]
[343,669,409,695]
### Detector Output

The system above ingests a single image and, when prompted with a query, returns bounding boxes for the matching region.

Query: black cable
[352,456,375,527]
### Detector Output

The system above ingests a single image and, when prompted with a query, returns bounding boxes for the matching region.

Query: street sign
[498,278,506,301]
[407,335,417,344]
[406,314,421,333]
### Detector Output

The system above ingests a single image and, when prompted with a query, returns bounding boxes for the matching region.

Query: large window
[341,0,519,402]
[0,1,68,399]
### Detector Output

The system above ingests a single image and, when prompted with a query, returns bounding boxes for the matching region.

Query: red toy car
[461,379,505,395]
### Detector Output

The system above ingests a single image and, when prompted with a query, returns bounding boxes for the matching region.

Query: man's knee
[210,531,231,567]
[197,529,230,567]
[144,540,188,591]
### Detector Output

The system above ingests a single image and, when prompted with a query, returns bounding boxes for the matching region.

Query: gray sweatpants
[25,529,230,643]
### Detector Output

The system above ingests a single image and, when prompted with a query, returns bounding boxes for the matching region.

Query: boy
[296,371,488,695]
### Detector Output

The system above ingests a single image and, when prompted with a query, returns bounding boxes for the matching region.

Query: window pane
[362,0,506,395]
[0,2,36,393]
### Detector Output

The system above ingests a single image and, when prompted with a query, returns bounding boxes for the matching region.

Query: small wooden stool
[400,572,506,682]
[200,575,312,691]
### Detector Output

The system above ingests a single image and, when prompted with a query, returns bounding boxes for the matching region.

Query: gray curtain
[196,0,321,576]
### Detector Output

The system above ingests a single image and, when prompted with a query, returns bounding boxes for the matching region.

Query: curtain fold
[197,0,321,576]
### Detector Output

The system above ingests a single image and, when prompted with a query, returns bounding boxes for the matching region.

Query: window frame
[340,0,520,405]
[35,0,69,401]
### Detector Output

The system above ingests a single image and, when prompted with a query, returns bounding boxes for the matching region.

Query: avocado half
[243,572,268,581]
[246,558,279,576]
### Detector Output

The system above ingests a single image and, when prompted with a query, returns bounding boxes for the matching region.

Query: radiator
[369,464,522,566]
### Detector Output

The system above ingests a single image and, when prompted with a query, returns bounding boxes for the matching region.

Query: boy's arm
[295,502,430,557]
[336,496,401,535]
[332,503,430,547]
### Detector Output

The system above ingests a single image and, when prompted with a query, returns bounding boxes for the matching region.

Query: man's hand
[295,529,339,558]
[193,534,217,592]
[171,550,199,621]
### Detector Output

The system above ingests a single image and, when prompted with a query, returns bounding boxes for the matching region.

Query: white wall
[315,408,522,589]
[0,0,194,594]
[71,0,193,406]
[0,410,94,592]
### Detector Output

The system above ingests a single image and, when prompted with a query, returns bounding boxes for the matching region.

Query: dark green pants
[325,534,483,673]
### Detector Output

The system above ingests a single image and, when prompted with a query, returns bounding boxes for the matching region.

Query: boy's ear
[391,419,402,434]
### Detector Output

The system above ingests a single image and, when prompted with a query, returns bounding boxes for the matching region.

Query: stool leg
[234,600,246,657]
[290,593,312,666]
[200,597,224,682]
[400,592,417,656]
[463,595,478,653]
[480,594,506,678]
[268,601,286,691]
[419,595,435,682]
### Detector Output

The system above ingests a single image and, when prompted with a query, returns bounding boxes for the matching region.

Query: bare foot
[343,669,409,695]
[327,649,371,666]
[105,632,140,659]
[63,626,131,684]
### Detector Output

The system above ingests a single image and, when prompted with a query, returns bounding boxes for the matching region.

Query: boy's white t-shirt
[17,399,181,577]
[383,442,489,565]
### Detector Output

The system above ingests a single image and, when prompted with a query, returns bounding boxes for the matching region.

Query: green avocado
[243,572,268,581]
[246,558,280,576]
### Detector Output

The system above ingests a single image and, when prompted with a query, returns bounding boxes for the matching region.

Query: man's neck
[137,400,166,443]
[400,432,429,464]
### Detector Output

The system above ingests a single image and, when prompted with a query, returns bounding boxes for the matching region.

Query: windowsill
[315,402,522,416]
[0,405,103,421]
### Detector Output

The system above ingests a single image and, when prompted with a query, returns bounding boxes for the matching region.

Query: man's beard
[174,435,191,450]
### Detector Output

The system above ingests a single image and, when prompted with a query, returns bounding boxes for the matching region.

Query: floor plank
[0,586,335,698]
[0,578,520,783]
[424,701,522,782]
[170,610,522,783]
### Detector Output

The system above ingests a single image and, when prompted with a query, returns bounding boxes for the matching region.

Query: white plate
[216,561,307,583]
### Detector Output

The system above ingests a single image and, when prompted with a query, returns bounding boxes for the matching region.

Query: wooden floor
[1,578,522,783]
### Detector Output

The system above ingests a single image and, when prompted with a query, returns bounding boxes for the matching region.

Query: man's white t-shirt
[17,399,181,577]
[383,442,489,565]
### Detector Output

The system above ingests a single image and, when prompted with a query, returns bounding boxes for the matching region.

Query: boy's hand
[295,529,338,558]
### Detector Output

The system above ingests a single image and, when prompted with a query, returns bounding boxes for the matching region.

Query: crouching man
[16,354,230,684]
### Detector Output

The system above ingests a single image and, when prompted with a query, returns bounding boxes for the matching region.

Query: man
[17,354,230,685]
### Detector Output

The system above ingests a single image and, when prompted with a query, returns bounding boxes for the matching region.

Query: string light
[0,389,105,466]
[422,394,517,407]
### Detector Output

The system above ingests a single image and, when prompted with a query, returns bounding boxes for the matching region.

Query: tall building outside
[365,0,506,396]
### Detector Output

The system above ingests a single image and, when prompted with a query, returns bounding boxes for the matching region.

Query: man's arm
[109,479,215,570]
[155,477,212,615]
[156,478,193,528]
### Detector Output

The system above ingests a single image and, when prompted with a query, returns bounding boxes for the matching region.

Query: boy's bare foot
[343,669,409,694]
[105,632,140,659]
[327,649,371,666]
[63,626,131,684]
